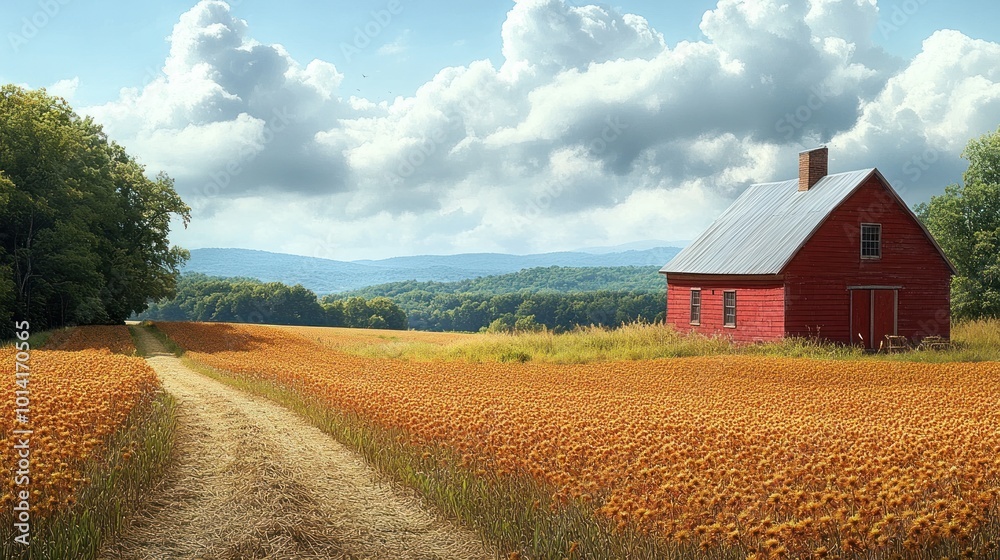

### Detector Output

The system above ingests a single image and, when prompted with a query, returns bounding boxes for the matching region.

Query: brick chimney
[799,146,828,191]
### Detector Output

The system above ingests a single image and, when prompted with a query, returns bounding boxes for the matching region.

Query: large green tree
[0,85,190,336]
[916,126,1000,320]
[0,172,14,328]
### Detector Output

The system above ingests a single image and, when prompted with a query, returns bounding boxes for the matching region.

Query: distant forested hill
[326,266,666,332]
[167,252,675,332]
[339,266,664,298]
[182,247,680,294]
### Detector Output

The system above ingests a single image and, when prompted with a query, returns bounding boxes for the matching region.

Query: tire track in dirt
[100,326,492,560]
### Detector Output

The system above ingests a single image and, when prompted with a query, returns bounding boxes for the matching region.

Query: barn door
[872,290,896,348]
[851,290,871,347]
[850,288,898,350]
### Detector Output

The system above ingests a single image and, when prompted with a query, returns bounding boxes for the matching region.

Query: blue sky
[3,1,1000,259]
[6,1,996,106]
[2,3,706,100]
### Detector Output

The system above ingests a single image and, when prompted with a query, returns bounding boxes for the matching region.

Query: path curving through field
[99,326,491,560]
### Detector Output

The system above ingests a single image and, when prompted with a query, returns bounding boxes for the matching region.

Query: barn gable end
[783,172,955,344]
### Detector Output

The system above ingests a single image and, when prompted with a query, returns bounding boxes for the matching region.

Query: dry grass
[952,318,1000,354]
[277,324,473,358]
[302,319,1000,365]
[287,322,730,364]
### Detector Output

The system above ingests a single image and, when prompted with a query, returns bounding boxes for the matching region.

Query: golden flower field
[46,324,140,355]
[0,326,169,556]
[158,321,1000,558]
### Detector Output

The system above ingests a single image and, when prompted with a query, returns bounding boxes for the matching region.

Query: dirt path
[100,326,492,560]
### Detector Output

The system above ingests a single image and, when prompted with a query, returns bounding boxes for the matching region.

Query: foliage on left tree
[0,85,190,338]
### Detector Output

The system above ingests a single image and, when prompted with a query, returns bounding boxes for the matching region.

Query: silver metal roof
[660,169,876,275]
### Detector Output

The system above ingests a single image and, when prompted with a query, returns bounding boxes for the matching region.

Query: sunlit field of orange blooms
[159,322,1000,558]
[46,324,139,354]
[0,326,160,527]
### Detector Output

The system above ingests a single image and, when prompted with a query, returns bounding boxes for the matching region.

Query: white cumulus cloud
[78,0,1000,259]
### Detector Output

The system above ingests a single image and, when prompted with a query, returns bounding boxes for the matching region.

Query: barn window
[689,289,701,325]
[723,291,736,327]
[861,223,881,259]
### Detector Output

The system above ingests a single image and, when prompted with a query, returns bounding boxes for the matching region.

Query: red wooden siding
[666,275,785,342]
[783,175,953,345]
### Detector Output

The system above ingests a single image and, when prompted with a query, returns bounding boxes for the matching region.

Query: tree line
[138,274,407,329]
[1,86,189,338]
[342,265,664,299]
[324,289,664,332]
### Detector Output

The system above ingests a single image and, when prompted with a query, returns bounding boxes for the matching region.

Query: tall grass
[345,323,729,364]
[951,318,1000,355]
[342,319,1000,364]
[0,329,55,350]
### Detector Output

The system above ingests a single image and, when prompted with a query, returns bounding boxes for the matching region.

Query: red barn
[659,147,956,349]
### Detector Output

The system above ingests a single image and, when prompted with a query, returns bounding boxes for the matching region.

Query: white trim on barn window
[689,288,701,325]
[861,223,882,259]
[723,290,736,327]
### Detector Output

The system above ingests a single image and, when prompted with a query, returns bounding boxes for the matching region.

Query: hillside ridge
[182,246,682,294]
